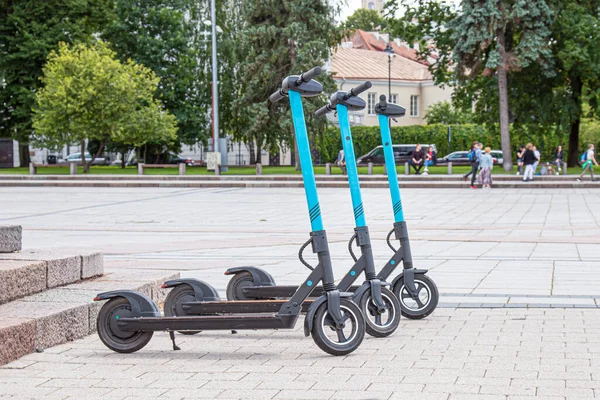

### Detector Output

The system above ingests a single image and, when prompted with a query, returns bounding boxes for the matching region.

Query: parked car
[437,150,503,165]
[167,154,195,167]
[356,144,437,165]
[58,152,110,166]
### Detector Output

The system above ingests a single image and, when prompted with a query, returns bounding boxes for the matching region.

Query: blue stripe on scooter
[337,103,366,227]
[378,114,405,223]
[289,91,323,231]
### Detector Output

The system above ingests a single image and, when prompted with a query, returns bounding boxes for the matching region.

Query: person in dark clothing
[463,141,482,189]
[522,143,537,181]
[554,145,564,175]
[410,144,424,174]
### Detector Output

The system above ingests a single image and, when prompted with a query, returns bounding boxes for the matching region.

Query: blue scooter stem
[377,114,405,223]
[336,104,366,227]
[289,90,323,231]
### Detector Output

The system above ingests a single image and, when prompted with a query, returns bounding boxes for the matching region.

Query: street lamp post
[384,43,395,130]
[210,0,219,158]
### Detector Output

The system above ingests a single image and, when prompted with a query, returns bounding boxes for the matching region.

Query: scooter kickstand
[169,331,181,351]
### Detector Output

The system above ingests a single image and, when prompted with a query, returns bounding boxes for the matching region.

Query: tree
[424,101,473,124]
[0,0,113,166]
[343,8,386,32]
[386,1,555,171]
[448,0,554,171]
[102,0,209,147]
[235,0,341,168]
[32,42,177,172]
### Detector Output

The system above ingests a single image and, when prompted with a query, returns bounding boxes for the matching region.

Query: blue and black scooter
[92,67,367,356]
[222,93,438,320]
[163,82,401,338]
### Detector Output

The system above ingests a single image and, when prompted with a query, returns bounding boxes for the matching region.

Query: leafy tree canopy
[424,101,474,125]
[32,41,177,172]
[343,8,386,32]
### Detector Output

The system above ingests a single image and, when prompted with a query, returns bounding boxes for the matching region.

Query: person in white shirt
[577,144,598,182]
[533,146,541,174]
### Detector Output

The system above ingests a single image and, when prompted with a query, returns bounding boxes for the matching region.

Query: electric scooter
[92,67,367,356]
[218,94,439,319]
[162,82,400,338]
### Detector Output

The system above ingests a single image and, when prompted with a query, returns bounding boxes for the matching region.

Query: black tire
[311,298,365,356]
[393,274,439,320]
[226,272,258,301]
[164,284,201,335]
[96,297,153,353]
[358,287,401,338]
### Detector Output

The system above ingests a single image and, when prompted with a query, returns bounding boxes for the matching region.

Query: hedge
[315,123,567,163]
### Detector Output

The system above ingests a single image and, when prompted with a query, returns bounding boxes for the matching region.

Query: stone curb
[0,226,21,253]
[0,270,179,366]
[0,179,598,189]
[0,250,104,304]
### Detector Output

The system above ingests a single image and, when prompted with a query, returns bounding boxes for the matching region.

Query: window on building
[389,94,398,104]
[410,95,419,117]
[368,93,376,115]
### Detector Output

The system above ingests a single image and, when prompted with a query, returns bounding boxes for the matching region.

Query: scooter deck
[240,285,360,299]
[118,313,299,331]
[181,299,314,314]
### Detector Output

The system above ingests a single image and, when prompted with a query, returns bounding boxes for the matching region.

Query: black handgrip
[378,94,387,107]
[349,81,372,97]
[314,104,332,118]
[269,90,285,103]
[297,66,322,84]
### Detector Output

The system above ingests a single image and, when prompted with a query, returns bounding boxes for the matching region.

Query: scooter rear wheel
[164,284,201,335]
[358,287,401,338]
[97,297,153,353]
[226,272,259,301]
[393,274,439,319]
[311,298,365,356]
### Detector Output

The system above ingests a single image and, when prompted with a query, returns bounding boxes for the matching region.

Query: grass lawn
[0,164,597,176]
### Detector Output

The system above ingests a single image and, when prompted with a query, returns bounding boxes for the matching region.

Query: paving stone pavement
[1,187,600,398]
[1,308,599,400]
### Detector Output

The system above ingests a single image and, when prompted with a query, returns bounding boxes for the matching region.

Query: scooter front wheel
[358,287,401,338]
[97,297,153,353]
[164,284,201,335]
[310,298,365,356]
[393,274,439,319]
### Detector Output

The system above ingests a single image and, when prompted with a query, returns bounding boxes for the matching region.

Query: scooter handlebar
[269,90,285,103]
[348,81,372,98]
[297,66,322,84]
[314,104,333,118]
[378,94,387,107]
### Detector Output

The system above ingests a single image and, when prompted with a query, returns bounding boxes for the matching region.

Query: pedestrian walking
[336,149,346,175]
[533,146,541,174]
[522,143,537,182]
[516,145,525,175]
[577,144,598,182]
[463,142,482,189]
[410,144,425,175]
[554,145,564,175]
[478,147,494,189]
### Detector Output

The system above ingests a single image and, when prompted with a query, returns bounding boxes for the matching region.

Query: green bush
[316,123,566,163]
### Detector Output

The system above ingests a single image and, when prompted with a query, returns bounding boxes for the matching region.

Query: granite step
[0,249,104,305]
[0,226,21,253]
[0,269,179,366]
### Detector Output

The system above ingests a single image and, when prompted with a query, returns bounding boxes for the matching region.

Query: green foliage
[424,101,474,124]
[32,42,177,172]
[0,0,113,158]
[342,9,386,32]
[235,0,342,164]
[316,124,565,163]
[102,0,208,146]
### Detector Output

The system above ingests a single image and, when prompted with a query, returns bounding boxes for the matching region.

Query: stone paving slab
[0,225,21,253]
[0,249,104,288]
[0,308,598,399]
[0,260,47,304]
